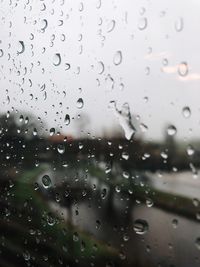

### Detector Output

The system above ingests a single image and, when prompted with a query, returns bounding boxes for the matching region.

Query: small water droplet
[175,17,184,32]
[138,17,147,30]
[64,114,70,125]
[187,145,195,156]
[133,219,148,235]
[182,106,191,118]
[122,152,129,160]
[42,175,52,189]
[195,237,200,250]
[41,19,48,31]
[50,128,55,136]
[76,98,84,109]
[97,61,104,74]
[17,41,25,55]
[172,218,178,228]
[53,53,61,66]
[113,51,122,65]
[107,20,116,32]
[167,125,177,136]
[57,144,65,154]
[0,49,4,57]
[178,62,188,77]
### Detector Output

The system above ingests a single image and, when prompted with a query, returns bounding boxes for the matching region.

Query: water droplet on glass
[57,144,65,154]
[107,20,116,32]
[53,53,61,66]
[97,61,104,74]
[172,218,178,228]
[33,128,38,136]
[178,62,188,77]
[167,125,177,136]
[64,114,70,125]
[50,128,55,136]
[17,41,25,55]
[122,152,129,160]
[133,219,148,235]
[138,17,147,30]
[182,106,191,118]
[187,145,195,156]
[146,198,154,207]
[76,98,84,109]
[109,101,136,140]
[42,175,52,189]
[41,19,48,31]
[113,51,122,65]
[195,237,200,250]
[0,49,3,57]
[175,17,184,32]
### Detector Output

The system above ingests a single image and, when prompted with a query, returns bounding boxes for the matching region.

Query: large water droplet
[133,219,148,235]
[42,175,52,189]
[178,62,188,77]
[182,106,191,118]
[53,53,61,66]
[113,51,122,65]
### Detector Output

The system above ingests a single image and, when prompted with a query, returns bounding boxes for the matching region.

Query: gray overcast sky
[0,0,200,141]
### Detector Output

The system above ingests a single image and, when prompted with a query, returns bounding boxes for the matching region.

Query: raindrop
[17,41,25,55]
[133,219,149,235]
[182,106,191,118]
[138,17,148,30]
[97,61,104,74]
[178,62,188,77]
[0,49,3,57]
[53,53,61,66]
[109,101,136,140]
[23,251,30,261]
[146,198,154,207]
[107,20,116,32]
[64,114,70,125]
[65,63,71,70]
[42,175,52,189]
[57,144,65,154]
[172,219,178,228]
[76,98,84,109]
[50,128,55,136]
[175,17,184,32]
[122,152,129,160]
[123,234,130,242]
[187,145,195,156]
[47,213,55,226]
[167,125,177,136]
[33,128,38,136]
[41,19,48,31]
[113,51,122,65]
[195,237,200,250]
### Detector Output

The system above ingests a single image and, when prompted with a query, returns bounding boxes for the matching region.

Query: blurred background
[0,0,200,266]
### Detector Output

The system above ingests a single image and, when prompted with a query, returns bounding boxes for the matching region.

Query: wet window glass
[0,0,199,266]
